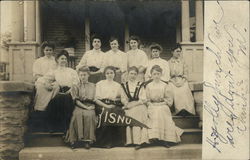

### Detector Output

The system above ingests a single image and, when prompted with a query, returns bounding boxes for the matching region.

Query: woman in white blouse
[46,50,79,133]
[121,66,149,150]
[32,41,56,81]
[94,66,125,148]
[145,43,170,82]
[127,36,148,82]
[103,37,127,83]
[76,35,105,83]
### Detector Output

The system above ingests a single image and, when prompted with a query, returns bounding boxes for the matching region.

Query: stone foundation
[0,81,33,160]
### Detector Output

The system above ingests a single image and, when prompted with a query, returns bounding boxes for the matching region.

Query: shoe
[135,145,142,150]
[70,143,77,149]
[162,143,170,148]
[105,144,112,149]
[84,143,90,149]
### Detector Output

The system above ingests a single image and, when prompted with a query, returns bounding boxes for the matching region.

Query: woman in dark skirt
[64,66,96,149]
[46,50,79,133]
[94,66,125,148]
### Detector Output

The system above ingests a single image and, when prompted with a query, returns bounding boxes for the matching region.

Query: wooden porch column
[11,1,24,42]
[181,0,190,42]
[36,0,42,57]
[25,1,36,42]
[195,0,204,42]
[124,22,129,52]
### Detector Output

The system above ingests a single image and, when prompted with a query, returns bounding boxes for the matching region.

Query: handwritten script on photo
[203,1,249,159]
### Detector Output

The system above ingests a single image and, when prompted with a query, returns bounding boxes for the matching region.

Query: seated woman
[94,66,125,148]
[121,66,149,150]
[103,37,127,83]
[146,65,183,147]
[46,50,79,133]
[64,67,96,149]
[33,41,57,81]
[31,42,58,131]
[76,35,105,83]
[168,45,195,116]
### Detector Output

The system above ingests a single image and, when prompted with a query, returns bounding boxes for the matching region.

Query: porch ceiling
[41,0,181,37]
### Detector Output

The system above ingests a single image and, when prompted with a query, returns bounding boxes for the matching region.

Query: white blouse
[95,80,121,100]
[127,49,148,69]
[76,49,105,70]
[47,67,79,87]
[103,50,127,72]
[145,58,170,82]
[32,56,56,77]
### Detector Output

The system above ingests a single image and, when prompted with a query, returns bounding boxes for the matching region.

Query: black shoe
[162,142,170,148]
[70,143,77,149]
[135,145,142,150]
[84,143,90,149]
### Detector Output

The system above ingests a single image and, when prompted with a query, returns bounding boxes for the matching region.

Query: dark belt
[100,99,123,107]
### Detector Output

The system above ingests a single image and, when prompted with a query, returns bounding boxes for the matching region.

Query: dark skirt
[94,101,126,147]
[46,93,74,132]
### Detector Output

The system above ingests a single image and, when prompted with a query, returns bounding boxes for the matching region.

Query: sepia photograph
[0,0,248,160]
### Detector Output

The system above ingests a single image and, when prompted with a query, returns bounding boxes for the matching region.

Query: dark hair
[91,34,102,43]
[41,41,55,51]
[149,43,163,52]
[55,50,69,63]
[128,66,139,74]
[109,37,119,43]
[150,65,163,74]
[78,66,90,74]
[171,43,182,51]
[103,66,116,77]
[129,35,141,45]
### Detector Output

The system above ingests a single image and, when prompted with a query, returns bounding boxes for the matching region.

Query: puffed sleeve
[164,84,174,107]
[95,81,102,100]
[121,52,128,73]
[32,58,41,76]
[183,60,188,80]
[164,61,171,81]
[141,50,149,68]
[70,84,79,101]
[138,86,147,104]
[71,69,80,86]
[76,52,88,70]
[120,85,129,105]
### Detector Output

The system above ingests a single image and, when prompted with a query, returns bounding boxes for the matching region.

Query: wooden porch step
[173,116,200,129]
[19,144,202,160]
[24,128,201,147]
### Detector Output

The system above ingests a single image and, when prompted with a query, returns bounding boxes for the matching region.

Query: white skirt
[125,104,149,145]
[147,104,183,143]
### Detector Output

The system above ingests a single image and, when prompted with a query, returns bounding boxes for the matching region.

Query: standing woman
[32,41,57,81]
[146,65,183,147]
[127,36,148,82]
[168,45,195,116]
[95,66,124,148]
[47,50,79,133]
[76,35,105,83]
[121,66,149,150]
[64,67,96,149]
[103,37,127,83]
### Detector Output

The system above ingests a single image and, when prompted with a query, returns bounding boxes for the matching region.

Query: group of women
[32,35,196,150]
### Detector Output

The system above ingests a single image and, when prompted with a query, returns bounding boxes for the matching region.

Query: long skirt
[125,105,149,145]
[170,82,196,115]
[95,106,126,147]
[89,73,103,84]
[64,107,96,144]
[147,104,183,143]
[34,83,59,111]
[47,93,74,132]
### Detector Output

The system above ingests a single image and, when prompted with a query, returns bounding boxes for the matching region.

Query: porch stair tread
[25,128,202,147]
[19,144,202,160]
